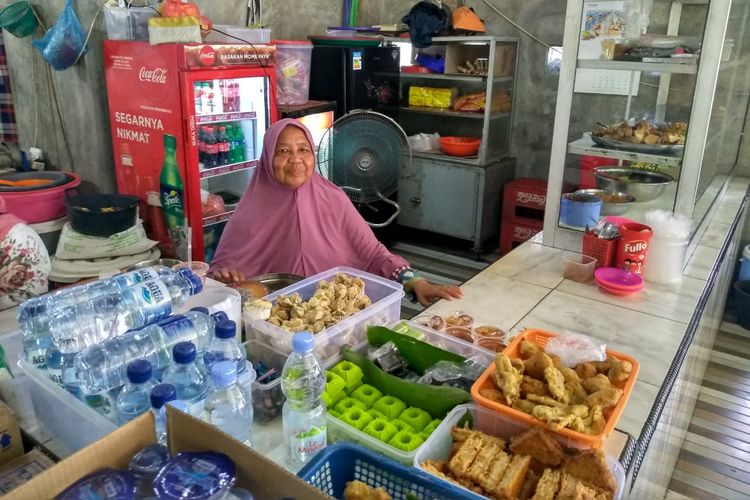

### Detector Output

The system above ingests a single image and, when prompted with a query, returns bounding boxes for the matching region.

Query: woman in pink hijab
[0,195,51,310]
[210,119,462,306]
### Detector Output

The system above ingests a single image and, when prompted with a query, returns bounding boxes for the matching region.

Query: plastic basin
[439,136,480,156]
[0,172,80,223]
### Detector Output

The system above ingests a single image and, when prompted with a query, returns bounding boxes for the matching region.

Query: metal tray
[247,273,304,293]
[590,134,684,156]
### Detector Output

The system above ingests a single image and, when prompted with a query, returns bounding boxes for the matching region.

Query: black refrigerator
[309,45,400,120]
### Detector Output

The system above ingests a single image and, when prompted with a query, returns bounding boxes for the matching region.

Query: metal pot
[575,189,636,216]
[127,258,182,271]
[593,167,672,202]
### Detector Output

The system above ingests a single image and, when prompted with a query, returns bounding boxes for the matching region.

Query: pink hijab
[210,119,408,279]
[0,195,23,242]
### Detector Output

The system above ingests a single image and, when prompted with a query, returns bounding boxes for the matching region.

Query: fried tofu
[559,366,580,383]
[495,354,523,405]
[467,435,506,484]
[544,366,569,403]
[480,450,511,493]
[511,357,527,375]
[527,394,568,408]
[448,433,484,478]
[591,356,615,374]
[520,339,542,359]
[480,387,506,405]
[584,388,623,411]
[556,473,608,500]
[451,425,477,443]
[532,469,562,500]
[525,351,555,380]
[532,405,589,431]
[575,363,597,380]
[514,399,539,415]
[565,380,588,405]
[581,374,612,394]
[522,376,551,398]
[494,454,532,499]
[519,469,541,500]
[582,405,606,435]
[563,449,616,494]
[607,359,632,385]
[509,426,565,466]
[421,460,453,484]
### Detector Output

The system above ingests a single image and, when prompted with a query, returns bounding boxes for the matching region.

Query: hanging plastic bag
[32,0,87,71]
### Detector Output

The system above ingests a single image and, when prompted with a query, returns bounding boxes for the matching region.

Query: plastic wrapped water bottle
[74,309,227,395]
[116,360,158,424]
[61,351,82,399]
[203,320,247,375]
[50,269,203,353]
[46,344,64,387]
[204,361,253,446]
[281,332,327,469]
[18,266,189,363]
[150,384,177,446]
[161,341,211,409]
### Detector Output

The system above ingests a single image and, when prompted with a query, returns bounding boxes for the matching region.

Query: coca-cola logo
[516,191,546,207]
[199,46,216,66]
[138,66,167,84]
[624,240,648,253]
[513,227,537,240]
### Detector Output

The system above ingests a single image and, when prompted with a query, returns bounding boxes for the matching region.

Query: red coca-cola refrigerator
[104,41,278,262]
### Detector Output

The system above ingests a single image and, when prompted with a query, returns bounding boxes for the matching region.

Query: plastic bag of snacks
[544,332,606,367]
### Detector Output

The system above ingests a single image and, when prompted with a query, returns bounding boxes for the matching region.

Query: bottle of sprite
[159,134,187,260]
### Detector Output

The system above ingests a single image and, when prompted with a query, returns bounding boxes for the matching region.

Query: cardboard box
[0,401,22,467]
[0,449,55,494]
[5,409,327,499]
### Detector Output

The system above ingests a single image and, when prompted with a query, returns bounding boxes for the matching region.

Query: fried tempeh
[510,426,566,466]
[494,454,532,499]
[562,449,616,494]
[467,434,506,484]
[531,469,562,500]
[480,450,511,493]
[519,469,541,500]
[451,425,477,443]
[448,433,484,478]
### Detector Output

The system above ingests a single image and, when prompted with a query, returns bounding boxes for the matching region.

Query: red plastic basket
[582,233,617,268]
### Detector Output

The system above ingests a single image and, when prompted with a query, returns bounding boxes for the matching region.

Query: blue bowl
[560,193,602,228]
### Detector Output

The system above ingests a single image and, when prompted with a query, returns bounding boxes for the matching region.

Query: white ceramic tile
[557,274,704,324]
[514,291,686,386]
[424,275,551,332]
[483,243,573,289]
[684,245,719,281]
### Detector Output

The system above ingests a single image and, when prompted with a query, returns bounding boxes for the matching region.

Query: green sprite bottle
[159,134,187,260]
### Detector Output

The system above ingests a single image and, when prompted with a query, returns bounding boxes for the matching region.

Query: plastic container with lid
[272,40,313,105]
[154,451,236,499]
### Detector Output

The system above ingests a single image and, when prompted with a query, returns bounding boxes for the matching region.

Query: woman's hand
[212,269,246,284]
[411,279,463,307]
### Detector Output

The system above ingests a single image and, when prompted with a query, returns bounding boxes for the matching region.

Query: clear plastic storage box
[245,266,404,360]
[415,404,627,499]
[245,339,287,423]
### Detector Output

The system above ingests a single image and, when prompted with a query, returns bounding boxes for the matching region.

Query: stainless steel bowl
[593,167,673,202]
[574,189,636,215]
[247,273,304,293]
[127,258,182,271]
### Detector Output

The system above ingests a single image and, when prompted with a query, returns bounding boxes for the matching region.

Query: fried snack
[591,357,614,374]
[519,469,541,500]
[544,366,569,403]
[607,359,633,384]
[581,374,612,394]
[556,473,609,500]
[520,339,542,359]
[585,388,623,411]
[522,376,551,398]
[480,450,511,493]
[494,454,532,499]
[559,366,580,384]
[480,388,506,404]
[524,351,555,380]
[451,425,477,443]
[583,405,606,435]
[421,460,454,484]
[467,434,506,484]
[531,469,562,500]
[495,354,523,405]
[565,380,588,405]
[343,480,392,500]
[509,427,565,466]
[575,363,597,380]
[526,394,568,408]
[514,399,539,415]
[532,405,589,431]
[448,433,484,478]
[563,449,616,494]
[511,357,527,375]
[549,353,562,368]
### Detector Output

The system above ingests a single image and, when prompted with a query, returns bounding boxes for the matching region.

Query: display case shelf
[568,135,684,168]
[199,159,258,179]
[577,59,699,74]
[202,210,235,227]
[412,150,481,165]
[400,73,514,84]
[196,111,257,124]
[401,106,510,120]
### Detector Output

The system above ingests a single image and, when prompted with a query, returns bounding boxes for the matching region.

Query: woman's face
[273,126,314,189]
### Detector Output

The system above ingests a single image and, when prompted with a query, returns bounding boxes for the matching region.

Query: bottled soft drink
[202,82,214,114]
[160,133,188,260]
[116,360,158,424]
[146,192,175,258]
[51,269,203,353]
[221,80,230,113]
[46,344,64,387]
[150,384,177,445]
[204,361,253,446]
[193,82,203,115]
[235,126,246,163]
[205,126,218,168]
[232,82,241,112]
[162,341,211,407]
[197,126,206,167]
[217,126,230,165]
[74,309,227,395]
[203,320,247,375]
[281,332,327,469]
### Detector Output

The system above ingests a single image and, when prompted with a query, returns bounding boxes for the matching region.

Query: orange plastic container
[471,328,639,448]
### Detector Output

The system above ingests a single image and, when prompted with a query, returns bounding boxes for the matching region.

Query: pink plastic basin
[595,267,644,296]
[0,172,80,223]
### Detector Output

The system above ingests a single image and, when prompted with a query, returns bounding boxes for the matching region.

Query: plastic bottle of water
[128,443,170,498]
[151,384,177,445]
[281,332,327,469]
[61,352,82,399]
[161,342,211,407]
[203,320,247,375]
[74,309,227,395]
[204,361,253,446]
[50,270,203,353]
[46,344,64,387]
[116,360,158,424]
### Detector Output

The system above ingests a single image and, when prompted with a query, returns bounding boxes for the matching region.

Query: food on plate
[343,480,392,500]
[266,273,372,333]
[592,120,687,145]
[420,425,616,499]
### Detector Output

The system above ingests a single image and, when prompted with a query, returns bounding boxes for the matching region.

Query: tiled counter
[423,175,749,498]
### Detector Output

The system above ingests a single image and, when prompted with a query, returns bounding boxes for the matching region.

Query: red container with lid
[615,222,653,275]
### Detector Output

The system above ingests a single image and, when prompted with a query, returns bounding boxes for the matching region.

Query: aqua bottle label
[135,280,173,324]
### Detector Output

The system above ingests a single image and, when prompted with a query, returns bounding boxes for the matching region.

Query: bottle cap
[127,359,153,384]
[190,306,209,315]
[164,134,176,150]
[211,311,229,323]
[172,342,196,364]
[150,384,177,409]
[215,320,236,339]
[292,331,314,353]
[186,271,204,295]
[211,361,237,388]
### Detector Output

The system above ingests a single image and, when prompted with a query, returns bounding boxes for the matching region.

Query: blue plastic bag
[32,0,87,70]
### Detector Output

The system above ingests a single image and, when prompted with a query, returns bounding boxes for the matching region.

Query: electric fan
[317,110,411,228]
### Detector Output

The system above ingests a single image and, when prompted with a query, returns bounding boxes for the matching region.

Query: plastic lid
[272,39,313,45]
[57,469,137,500]
[215,320,236,339]
[172,341,197,364]
[154,452,236,500]
[164,134,177,150]
[127,359,153,384]
[211,360,238,388]
[128,444,171,479]
[292,331,314,353]
[182,270,204,295]
[212,311,229,323]
[151,383,177,409]
[191,306,210,315]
